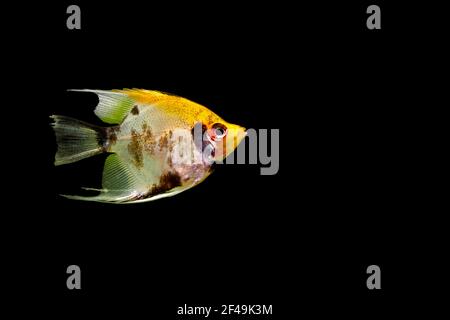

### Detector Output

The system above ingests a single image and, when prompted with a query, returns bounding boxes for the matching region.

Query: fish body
[51,89,246,203]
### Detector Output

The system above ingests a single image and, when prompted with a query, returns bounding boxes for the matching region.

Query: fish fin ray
[50,115,106,166]
[69,89,136,124]
[59,193,136,203]
[101,153,146,193]
[112,88,182,104]
[59,154,148,203]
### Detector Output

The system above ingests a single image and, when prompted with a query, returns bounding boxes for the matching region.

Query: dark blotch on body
[168,130,174,152]
[103,126,119,151]
[142,123,155,154]
[127,123,157,168]
[128,129,144,168]
[131,105,139,115]
[148,171,182,197]
[158,134,168,151]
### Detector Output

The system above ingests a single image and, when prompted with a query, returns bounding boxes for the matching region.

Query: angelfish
[51,89,246,203]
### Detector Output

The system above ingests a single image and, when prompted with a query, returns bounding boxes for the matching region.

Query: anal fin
[60,154,148,203]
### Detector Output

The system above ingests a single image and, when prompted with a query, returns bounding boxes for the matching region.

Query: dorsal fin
[69,89,137,124]
[112,88,173,104]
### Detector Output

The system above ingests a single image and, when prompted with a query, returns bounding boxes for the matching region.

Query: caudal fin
[50,115,107,166]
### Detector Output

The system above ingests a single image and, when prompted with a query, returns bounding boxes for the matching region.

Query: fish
[51,89,246,203]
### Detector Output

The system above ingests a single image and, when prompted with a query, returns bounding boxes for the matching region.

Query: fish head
[205,120,247,162]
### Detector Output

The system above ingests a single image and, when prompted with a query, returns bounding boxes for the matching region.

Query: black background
[6,0,446,318]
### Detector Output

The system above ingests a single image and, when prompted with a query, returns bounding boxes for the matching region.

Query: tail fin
[50,115,107,166]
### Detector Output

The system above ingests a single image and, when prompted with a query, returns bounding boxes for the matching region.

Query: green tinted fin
[50,115,106,166]
[69,89,136,124]
[101,153,146,195]
[61,154,148,203]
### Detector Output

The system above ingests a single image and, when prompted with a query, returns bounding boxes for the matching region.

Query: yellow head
[126,90,247,163]
[201,118,246,162]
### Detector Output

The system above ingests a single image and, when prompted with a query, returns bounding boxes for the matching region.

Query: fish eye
[211,123,227,140]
